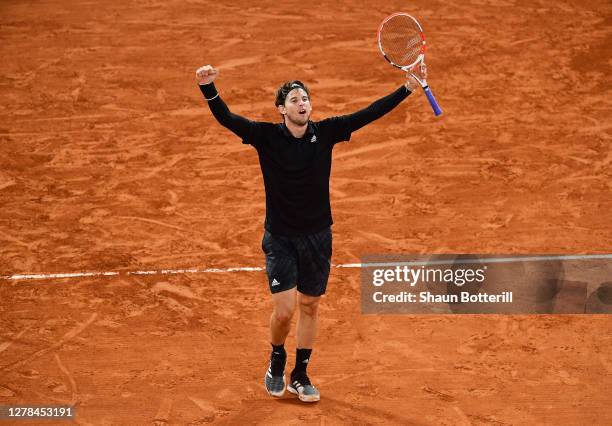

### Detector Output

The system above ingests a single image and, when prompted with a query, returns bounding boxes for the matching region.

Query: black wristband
[199,82,219,101]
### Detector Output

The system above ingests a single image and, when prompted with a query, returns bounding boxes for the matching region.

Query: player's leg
[295,292,319,348]
[262,229,298,397]
[287,226,332,402]
[270,288,297,345]
[288,292,322,402]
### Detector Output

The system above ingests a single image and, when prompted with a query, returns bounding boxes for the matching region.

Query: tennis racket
[378,13,442,116]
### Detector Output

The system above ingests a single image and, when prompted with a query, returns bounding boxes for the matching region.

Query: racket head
[377,13,426,70]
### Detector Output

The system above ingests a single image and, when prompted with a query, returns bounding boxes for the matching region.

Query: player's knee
[299,297,319,317]
[273,306,295,324]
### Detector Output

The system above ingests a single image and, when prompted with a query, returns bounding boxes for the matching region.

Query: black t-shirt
[200,83,410,236]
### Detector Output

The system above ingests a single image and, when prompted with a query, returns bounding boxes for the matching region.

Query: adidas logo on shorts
[271,278,280,287]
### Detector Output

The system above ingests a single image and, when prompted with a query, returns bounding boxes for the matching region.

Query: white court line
[0,267,265,281]
[3,271,120,280]
[1,254,611,282]
[350,254,612,268]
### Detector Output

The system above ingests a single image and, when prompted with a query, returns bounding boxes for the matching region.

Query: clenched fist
[196,65,218,85]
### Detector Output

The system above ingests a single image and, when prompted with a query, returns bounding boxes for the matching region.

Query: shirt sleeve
[199,83,262,147]
[319,85,411,145]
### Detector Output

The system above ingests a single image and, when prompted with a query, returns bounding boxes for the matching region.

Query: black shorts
[261,226,332,296]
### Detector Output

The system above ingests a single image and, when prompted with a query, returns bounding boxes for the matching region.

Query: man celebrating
[196,65,417,402]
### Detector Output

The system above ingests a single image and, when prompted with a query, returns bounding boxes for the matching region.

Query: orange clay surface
[1,0,611,424]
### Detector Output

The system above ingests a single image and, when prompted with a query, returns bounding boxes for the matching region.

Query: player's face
[279,88,311,126]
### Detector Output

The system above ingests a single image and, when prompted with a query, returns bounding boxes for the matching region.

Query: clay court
[1,0,611,424]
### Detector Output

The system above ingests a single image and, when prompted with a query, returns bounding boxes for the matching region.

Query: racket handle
[423,85,442,116]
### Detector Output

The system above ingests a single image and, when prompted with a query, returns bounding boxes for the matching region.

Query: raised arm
[196,65,254,141]
[337,72,424,134]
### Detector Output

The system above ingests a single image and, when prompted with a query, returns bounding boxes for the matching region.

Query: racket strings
[379,15,424,67]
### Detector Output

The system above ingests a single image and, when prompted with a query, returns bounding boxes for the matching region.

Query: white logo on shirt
[310,135,317,143]
[271,278,280,287]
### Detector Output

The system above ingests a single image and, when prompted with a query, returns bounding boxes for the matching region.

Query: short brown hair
[275,80,310,106]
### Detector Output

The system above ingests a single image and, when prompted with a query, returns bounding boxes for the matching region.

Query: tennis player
[196,65,418,402]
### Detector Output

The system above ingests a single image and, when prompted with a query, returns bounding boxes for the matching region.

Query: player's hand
[404,62,427,91]
[404,73,419,91]
[196,65,218,85]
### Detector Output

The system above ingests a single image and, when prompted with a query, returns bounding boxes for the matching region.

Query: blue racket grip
[423,85,442,116]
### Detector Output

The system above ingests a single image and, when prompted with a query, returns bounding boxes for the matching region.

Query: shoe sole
[265,374,286,397]
[287,384,320,402]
